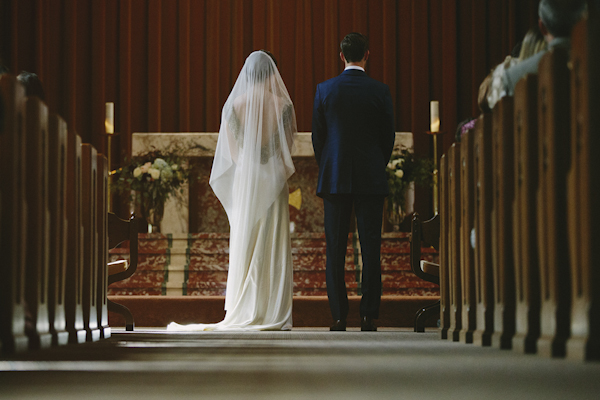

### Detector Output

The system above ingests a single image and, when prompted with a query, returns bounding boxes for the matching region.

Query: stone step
[107,295,441,328]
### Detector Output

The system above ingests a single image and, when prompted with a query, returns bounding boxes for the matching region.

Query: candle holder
[104,131,120,212]
[426,130,445,215]
[105,102,117,212]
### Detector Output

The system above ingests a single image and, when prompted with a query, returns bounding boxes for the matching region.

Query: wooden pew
[438,154,451,339]
[512,74,541,354]
[23,96,52,350]
[65,129,86,344]
[1,74,112,352]
[81,144,100,342]
[409,212,440,332]
[107,213,139,331]
[472,114,494,347]
[446,143,462,342]
[459,129,476,344]
[491,96,516,350]
[566,14,600,361]
[0,75,29,354]
[97,154,111,339]
[536,46,571,358]
[47,113,69,346]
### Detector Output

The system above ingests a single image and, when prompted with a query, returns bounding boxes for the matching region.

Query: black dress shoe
[361,316,377,331]
[330,320,346,331]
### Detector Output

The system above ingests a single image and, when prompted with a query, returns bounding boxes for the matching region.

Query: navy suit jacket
[312,69,395,197]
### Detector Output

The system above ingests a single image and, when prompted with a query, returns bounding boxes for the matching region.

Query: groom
[312,32,395,331]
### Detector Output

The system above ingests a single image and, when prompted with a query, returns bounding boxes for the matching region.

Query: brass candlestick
[426,130,444,215]
[105,102,116,212]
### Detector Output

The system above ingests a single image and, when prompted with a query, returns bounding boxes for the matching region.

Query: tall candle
[430,101,440,133]
[105,102,115,134]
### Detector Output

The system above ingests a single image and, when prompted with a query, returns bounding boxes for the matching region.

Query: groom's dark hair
[340,32,369,62]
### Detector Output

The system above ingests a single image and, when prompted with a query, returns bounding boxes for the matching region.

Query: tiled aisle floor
[1,328,600,399]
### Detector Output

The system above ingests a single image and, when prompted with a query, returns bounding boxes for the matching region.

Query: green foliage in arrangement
[111,146,193,221]
[386,147,435,213]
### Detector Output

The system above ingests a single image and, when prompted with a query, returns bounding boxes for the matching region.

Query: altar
[109,132,436,297]
[109,132,438,296]
[131,132,415,234]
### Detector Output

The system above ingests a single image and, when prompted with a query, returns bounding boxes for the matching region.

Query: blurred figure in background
[501,0,587,97]
[17,70,45,100]
[478,26,547,112]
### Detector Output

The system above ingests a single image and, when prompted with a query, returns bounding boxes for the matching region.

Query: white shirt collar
[344,66,365,72]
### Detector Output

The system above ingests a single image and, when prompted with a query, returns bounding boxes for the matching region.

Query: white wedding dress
[167,51,296,331]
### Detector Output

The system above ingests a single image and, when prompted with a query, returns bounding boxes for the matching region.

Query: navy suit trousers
[323,194,384,321]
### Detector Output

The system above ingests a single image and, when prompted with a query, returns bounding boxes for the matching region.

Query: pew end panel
[473,114,494,347]
[65,132,86,344]
[81,143,101,342]
[566,13,600,362]
[24,96,52,350]
[439,154,451,339]
[107,213,139,331]
[97,154,111,339]
[47,113,69,347]
[512,74,541,355]
[536,46,572,358]
[409,213,440,332]
[0,75,29,354]
[459,129,476,344]
[447,143,463,342]
[491,96,516,350]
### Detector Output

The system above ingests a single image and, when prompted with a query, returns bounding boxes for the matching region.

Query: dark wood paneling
[147,0,161,132]
[410,1,431,218]
[160,0,178,132]
[74,0,93,144]
[471,0,488,117]
[396,0,413,131]
[178,0,191,133]
[381,0,397,105]
[441,0,458,154]
[1,0,539,220]
[189,0,206,133]
[119,0,134,162]
[91,0,106,153]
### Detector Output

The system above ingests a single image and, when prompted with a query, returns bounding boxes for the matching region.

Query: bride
[168,50,297,331]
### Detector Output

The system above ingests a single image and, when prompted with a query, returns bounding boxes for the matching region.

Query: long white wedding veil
[209,51,297,311]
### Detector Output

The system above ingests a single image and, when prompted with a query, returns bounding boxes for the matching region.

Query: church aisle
[1,328,600,399]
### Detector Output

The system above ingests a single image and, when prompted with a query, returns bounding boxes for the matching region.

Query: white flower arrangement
[386,147,434,216]
[111,149,191,226]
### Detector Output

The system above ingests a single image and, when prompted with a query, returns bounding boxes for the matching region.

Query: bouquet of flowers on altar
[386,147,435,214]
[110,147,191,222]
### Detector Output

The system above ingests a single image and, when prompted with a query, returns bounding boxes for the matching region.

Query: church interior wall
[0,0,539,219]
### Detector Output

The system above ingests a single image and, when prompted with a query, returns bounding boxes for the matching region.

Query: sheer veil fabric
[167,51,297,331]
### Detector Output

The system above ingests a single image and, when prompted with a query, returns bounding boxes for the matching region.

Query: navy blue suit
[312,68,395,321]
